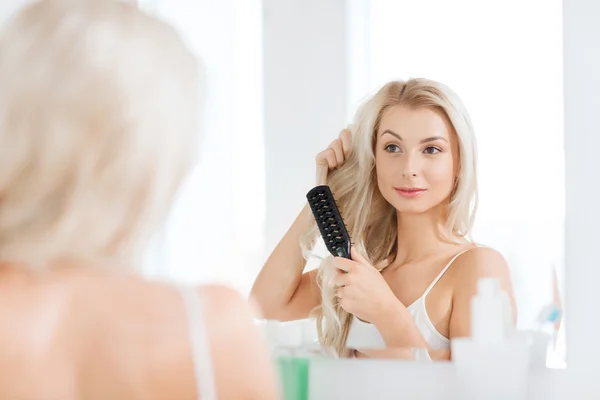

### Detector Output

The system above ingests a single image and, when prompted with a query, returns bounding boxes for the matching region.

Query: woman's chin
[396,208,429,215]
[389,198,440,215]
[383,192,448,216]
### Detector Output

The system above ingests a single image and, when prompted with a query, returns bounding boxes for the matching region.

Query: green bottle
[276,354,310,400]
[267,319,322,400]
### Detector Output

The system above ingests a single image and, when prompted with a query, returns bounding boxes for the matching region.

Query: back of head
[0,0,201,269]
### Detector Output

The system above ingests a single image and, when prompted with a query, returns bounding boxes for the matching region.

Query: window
[141,0,265,296]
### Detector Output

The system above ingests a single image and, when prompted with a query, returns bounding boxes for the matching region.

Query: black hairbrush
[306,185,351,259]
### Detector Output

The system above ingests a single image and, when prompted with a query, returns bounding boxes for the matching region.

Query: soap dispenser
[451,278,530,400]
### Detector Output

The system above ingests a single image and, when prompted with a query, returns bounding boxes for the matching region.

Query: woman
[0,1,277,399]
[251,79,517,360]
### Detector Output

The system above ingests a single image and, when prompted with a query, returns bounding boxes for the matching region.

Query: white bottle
[452,278,530,400]
[470,278,505,344]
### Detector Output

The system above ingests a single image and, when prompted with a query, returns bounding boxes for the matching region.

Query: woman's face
[374,105,460,215]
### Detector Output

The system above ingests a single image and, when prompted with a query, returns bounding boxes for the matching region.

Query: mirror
[137,0,565,368]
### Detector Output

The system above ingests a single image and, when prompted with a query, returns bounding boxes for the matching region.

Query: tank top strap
[178,285,217,400]
[421,246,478,299]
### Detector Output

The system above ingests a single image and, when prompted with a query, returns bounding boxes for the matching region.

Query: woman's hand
[333,247,403,325]
[315,128,352,185]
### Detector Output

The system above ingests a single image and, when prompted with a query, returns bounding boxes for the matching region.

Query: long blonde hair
[301,79,478,357]
[0,0,201,269]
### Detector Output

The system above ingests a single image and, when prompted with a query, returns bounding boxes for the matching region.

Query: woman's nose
[400,153,419,178]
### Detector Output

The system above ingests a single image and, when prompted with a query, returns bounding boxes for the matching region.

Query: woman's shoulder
[73,272,276,399]
[73,271,258,336]
[447,245,511,282]
[74,271,260,344]
[447,245,517,325]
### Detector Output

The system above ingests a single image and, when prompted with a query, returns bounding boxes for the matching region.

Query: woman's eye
[423,146,441,155]
[385,144,401,153]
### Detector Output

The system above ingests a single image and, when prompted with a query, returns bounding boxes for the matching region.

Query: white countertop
[308,359,567,400]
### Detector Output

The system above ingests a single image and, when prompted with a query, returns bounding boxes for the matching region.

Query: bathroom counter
[308,358,566,399]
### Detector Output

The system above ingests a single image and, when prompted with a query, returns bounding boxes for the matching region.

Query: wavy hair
[301,79,478,357]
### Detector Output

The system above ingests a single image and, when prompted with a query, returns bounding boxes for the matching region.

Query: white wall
[139,0,265,295]
[563,0,600,387]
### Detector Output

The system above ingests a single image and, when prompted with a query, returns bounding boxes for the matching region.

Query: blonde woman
[251,79,517,360]
[0,1,277,399]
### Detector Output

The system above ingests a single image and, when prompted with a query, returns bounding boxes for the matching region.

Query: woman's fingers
[339,128,352,157]
[334,270,350,287]
[330,138,344,165]
[316,148,337,169]
[333,257,355,273]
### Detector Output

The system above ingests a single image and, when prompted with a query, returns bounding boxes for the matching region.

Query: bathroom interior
[134,0,596,398]
[2,0,598,398]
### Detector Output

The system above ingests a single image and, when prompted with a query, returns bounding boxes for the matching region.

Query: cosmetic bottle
[451,278,530,400]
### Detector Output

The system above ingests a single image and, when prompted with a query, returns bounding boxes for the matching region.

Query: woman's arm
[250,129,351,321]
[249,205,321,321]
[370,298,437,357]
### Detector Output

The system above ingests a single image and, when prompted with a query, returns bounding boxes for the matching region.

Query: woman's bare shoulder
[65,271,278,399]
[450,246,510,279]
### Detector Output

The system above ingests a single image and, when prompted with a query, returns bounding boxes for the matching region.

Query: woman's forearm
[249,204,313,318]
[373,300,429,350]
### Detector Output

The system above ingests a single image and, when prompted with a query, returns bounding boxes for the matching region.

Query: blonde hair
[0,0,201,269]
[301,79,478,357]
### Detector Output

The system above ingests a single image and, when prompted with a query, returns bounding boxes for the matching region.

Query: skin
[0,261,278,400]
[251,105,516,360]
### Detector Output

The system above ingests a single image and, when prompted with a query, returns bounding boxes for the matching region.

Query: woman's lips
[394,187,427,198]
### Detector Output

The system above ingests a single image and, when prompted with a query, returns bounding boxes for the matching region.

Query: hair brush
[306,185,351,259]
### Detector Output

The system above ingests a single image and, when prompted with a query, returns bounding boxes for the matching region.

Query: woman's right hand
[315,128,353,185]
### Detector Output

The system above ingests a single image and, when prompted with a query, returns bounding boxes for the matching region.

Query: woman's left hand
[333,247,403,324]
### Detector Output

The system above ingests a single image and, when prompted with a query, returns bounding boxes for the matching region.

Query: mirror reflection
[139,0,565,369]
[0,0,569,399]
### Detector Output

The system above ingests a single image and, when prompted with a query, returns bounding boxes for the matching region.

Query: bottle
[470,278,505,344]
[452,278,530,400]
[271,319,320,400]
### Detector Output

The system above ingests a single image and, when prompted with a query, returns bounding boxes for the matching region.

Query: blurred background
[0,0,565,361]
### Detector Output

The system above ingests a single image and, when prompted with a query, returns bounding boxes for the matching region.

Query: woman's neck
[393,205,461,265]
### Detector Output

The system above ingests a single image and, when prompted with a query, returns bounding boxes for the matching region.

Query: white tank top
[178,286,217,400]
[345,247,475,360]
